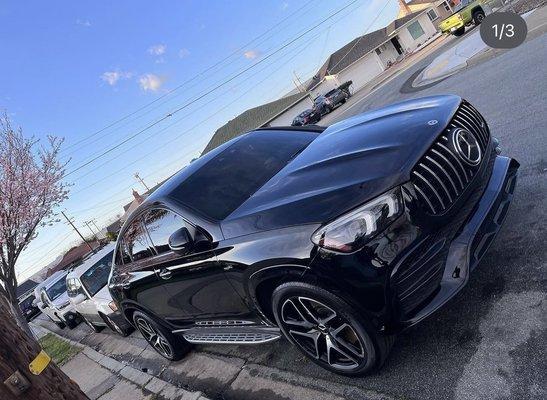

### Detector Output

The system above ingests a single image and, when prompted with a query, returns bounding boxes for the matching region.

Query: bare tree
[0,113,69,322]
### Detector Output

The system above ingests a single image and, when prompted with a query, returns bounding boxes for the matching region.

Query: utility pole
[134,172,150,192]
[83,221,96,238]
[61,211,94,252]
[292,71,305,93]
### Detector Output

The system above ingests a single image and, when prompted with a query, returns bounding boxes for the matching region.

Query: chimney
[132,189,144,204]
[398,0,412,17]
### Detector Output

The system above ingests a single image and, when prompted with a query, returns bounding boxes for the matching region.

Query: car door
[116,214,180,321]
[141,207,249,327]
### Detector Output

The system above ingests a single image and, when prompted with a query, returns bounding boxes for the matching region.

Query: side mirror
[72,293,86,305]
[168,227,193,255]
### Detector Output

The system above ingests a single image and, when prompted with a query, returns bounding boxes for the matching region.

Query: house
[202,91,312,154]
[398,0,454,23]
[45,240,101,277]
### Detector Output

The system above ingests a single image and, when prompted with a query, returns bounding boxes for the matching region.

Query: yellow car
[439,0,492,36]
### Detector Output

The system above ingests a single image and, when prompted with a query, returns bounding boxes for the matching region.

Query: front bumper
[398,155,519,329]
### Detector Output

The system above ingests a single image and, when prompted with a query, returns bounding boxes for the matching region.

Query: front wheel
[272,282,394,376]
[473,11,485,25]
[82,315,103,333]
[102,313,132,337]
[453,26,465,36]
[133,311,190,361]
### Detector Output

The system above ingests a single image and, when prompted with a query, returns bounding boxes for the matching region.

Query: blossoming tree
[0,113,69,308]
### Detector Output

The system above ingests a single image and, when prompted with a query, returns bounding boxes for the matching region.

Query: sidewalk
[32,325,207,400]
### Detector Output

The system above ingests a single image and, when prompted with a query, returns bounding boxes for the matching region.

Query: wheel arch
[471,6,484,15]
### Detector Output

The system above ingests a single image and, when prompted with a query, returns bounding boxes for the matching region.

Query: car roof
[67,243,116,280]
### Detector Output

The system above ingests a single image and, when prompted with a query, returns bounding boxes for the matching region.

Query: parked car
[37,270,81,329]
[109,95,518,376]
[292,109,321,126]
[18,292,41,321]
[313,88,349,116]
[66,244,133,336]
[439,0,492,36]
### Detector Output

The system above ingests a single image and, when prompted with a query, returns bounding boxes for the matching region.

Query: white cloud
[178,48,190,58]
[148,44,167,56]
[243,50,260,60]
[101,70,133,86]
[138,74,164,92]
[281,2,289,11]
[76,19,91,27]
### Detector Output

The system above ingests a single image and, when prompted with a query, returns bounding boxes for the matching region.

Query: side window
[123,217,153,262]
[143,209,194,254]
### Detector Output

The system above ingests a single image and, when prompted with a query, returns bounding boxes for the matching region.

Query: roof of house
[306,11,424,90]
[46,240,101,277]
[16,279,39,298]
[202,92,310,154]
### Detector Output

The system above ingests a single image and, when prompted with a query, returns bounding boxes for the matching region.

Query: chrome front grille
[412,101,490,215]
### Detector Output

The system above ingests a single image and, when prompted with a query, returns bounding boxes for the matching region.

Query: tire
[83,315,104,333]
[453,27,465,37]
[473,10,485,25]
[101,313,133,337]
[272,282,395,376]
[132,311,190,361]
[54,321,66,330]
[341,98,347,104]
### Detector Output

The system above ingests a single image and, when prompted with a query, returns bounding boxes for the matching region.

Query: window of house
[443,2,451,12]
[123,218,153,262]
[427,9,438,21]
[407,21,425,40]
[143,209,193,254]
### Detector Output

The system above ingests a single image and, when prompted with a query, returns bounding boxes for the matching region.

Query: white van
[66,244,132,336]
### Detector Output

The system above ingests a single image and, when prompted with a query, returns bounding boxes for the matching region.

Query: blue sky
[1,0,402,281]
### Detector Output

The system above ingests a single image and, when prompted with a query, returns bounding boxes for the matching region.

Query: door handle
[159,268,172,280]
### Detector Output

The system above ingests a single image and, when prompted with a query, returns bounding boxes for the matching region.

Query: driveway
[33,16,547,400]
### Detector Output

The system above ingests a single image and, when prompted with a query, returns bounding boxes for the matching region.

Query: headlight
[311,187,403,253]
[108,301,118,312]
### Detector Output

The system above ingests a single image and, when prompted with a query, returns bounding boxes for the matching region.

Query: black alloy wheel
[132,311,189,360]
[453,26,465,36]
[272,282,393,375]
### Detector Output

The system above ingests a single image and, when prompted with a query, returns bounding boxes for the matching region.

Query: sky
[0,0,402,281]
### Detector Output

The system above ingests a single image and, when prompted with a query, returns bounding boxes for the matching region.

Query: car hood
[221,95,461,238]
[93,285,113,303]
[51,292,71,308]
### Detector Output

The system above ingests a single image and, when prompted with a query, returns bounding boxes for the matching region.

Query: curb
[33,325,208,400]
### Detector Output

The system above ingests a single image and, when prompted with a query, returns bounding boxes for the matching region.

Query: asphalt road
[33,28,547,400]
[199,27,547,400]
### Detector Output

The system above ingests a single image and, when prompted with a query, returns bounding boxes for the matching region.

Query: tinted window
[171,131,315,220]
[123,218,153,261]
[19,295,35,310]
[143,209,192,254]
[80,251,113,296]
[45,278,67,301]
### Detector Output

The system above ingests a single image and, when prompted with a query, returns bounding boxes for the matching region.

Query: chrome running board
[180,327,281,345]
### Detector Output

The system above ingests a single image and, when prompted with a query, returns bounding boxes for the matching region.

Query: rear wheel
[473,10,485,25]
[54,321,66,329]
[133,311,190,361]
[272,282,394,376]
[453,26,465,36]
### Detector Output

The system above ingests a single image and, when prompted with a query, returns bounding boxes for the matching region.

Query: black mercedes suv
[109,95,518,375]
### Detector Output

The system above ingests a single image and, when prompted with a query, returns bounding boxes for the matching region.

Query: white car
[66,244,132,336]
[36,270,81,329]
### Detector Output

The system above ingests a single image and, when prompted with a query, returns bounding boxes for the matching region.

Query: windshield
[45,278,67,302]
[314,96,325,105]
[80,251,113,297]
[19,295,35,309]
[171,131,317,220]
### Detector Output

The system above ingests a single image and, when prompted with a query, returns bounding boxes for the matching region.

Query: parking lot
[32,12,547,400]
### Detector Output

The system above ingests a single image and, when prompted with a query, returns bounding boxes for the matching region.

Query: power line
[63,0,360,178]
[60,0,316,155]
